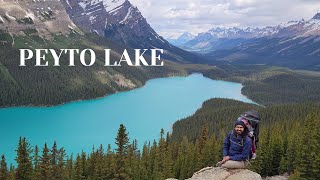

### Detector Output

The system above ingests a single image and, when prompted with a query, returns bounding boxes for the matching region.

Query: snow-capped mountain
[182,13,320,52]
[62,0,168,48]
[0,0,79,36]
[167,32,195,46]
[61,0,201,62]
[193,13,320,70]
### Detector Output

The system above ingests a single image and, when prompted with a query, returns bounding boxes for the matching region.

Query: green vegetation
[202,65,320,106]
[0,99,319,179]
[2,29,320,108]
[0,32,199,107]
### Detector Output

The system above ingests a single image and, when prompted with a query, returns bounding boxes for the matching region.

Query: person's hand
[222,156,230,162]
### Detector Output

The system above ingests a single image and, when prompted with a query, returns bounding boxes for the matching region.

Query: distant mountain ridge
[176,13,320,70]
[167,32,195,46]
[182,13,320,52]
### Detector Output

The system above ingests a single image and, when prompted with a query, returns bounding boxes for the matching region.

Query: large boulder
[167,166,262,180]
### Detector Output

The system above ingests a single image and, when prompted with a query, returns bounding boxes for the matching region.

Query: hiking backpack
[240,110,261,148]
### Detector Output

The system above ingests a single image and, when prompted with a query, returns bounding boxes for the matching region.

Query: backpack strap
[229,130,244,147]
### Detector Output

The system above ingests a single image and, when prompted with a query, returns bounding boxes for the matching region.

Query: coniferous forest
[0,99,319,180]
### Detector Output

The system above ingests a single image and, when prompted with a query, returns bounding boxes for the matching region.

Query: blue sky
[130,0,320,38]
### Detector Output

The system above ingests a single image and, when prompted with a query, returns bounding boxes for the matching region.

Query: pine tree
[87,146,96,179]
[114,124,130,180]
[51,141,60,179]
[57,148,66,179]
[150,140,160,179]
[80,151,87,178]
[15,137,33,180]
[39,143,51,180]
[104,144,115,179]
[33,145,41,179]
[140,143,150,179]
[0,155,8,180]
[73,154,85,180]
[129,139,140,179]
[198,124,209,154]
[8,165,14,180]
[65,155,73,180]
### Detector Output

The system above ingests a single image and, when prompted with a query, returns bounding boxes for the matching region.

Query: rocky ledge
[167,167,262,180]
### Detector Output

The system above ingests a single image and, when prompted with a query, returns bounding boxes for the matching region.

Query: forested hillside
[0,30,208,107]
[0,99,319,179]
[201,65,320,106]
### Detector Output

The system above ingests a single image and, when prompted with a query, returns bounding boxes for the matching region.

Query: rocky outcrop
[0,0,80,36]
[167,167,262,180]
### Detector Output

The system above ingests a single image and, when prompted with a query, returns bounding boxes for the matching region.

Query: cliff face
[0,0,78,36]
[61,0,203,63]
[61,0,169,49]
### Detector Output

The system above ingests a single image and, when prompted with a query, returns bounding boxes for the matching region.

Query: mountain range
[172,13,320,70]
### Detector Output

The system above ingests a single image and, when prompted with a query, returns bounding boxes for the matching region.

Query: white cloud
[129,0,320,38]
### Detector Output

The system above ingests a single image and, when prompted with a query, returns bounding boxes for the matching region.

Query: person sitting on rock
[216,120,252,169]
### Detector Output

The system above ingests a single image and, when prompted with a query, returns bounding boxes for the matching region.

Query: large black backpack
[241,110,261,148]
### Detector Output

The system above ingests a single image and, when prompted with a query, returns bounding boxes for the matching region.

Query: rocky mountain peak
[62,0,169,49]
[178,32,195,41]
[312,13,320,20]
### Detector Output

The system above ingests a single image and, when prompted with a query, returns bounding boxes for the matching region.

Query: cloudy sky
[130,0,320,38]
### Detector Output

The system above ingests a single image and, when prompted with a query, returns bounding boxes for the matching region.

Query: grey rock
[0,0,78,36]
[167,167,262,180]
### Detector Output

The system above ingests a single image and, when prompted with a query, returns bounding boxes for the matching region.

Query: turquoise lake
[0,73,255,164]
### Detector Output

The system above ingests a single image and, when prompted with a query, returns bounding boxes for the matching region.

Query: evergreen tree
[0,155,8,180]
[39,143,51,180]
[65,155,73,180]
[295,112,320,179]
[80,151,87,178]
[51,141,60,179]
[114,124,130,180]
[73,154,85,180]
[87,146,96,179]
[140,143,150,179]
[33,145,41,179]
[198,124,209,154]
[15,137,33,180]
[8,165,14,180]
[104,144,115,179]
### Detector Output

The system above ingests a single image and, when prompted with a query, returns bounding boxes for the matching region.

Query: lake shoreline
[0,72,190,109]
[0,71,262,109]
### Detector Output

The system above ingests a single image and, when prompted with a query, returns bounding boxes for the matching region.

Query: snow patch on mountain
[0,15,4,23]
[119,6,132,24]
[65,0,72,9]
[5,12,16,20]
[102,0,126,12]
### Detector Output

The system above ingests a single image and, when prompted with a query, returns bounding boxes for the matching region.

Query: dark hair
[234,121,249,137]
